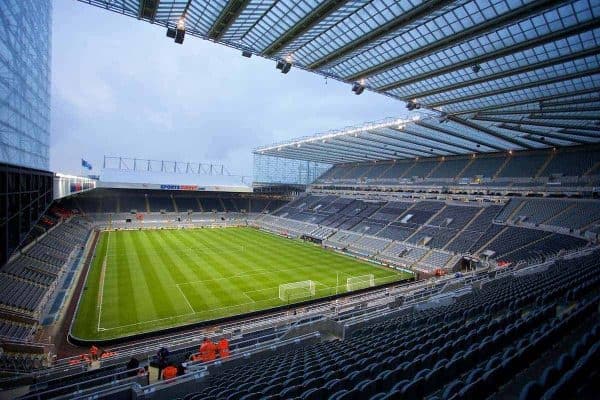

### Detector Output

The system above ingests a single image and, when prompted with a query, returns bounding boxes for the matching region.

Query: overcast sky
[50,0,406,177]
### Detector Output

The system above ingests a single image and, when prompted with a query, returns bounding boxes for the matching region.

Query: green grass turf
[71,227,412,341]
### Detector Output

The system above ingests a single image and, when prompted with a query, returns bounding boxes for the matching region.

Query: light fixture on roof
[173,17,186,44]
[406,100,418,111]
[276,60,292,74]
[471,64,481,73]
[352,82,365,95]
[242,50,252,58]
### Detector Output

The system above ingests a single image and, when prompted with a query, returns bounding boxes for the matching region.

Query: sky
[50,0,406,178]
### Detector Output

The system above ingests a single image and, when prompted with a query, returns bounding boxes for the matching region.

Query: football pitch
[71,227,412,341]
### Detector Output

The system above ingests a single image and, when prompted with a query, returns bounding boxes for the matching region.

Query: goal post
[346,274,375,292]
[279,280,316,302]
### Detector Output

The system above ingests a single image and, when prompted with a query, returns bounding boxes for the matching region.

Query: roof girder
[447,116,534,149]
[368,128,462,155]
[497,123,587,145]
[390,46,600,100]
[266,147,365,163]
[477,106,600,116]
[308,0,455,70]
[452,87,600,114]
[207,0,250,40]
[334,134,432,157]
[527,113,600,121]
[378,18,600,92]
[427,67,600,108]
[295,141,385,161]
[414,121,505,151]
[325,136,419,159]
[345,0,565,81]
[262,0,348,56]
[471,116,600,137]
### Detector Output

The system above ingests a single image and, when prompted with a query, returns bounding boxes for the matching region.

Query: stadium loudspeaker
[166,28,176,38]
[242,51,252,58]
[352,82,365,95]
[472,64,481,73]
[175,28,185,44]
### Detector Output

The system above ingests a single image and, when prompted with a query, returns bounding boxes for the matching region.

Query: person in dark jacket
[126,357,139,377]
[157,347,170,380]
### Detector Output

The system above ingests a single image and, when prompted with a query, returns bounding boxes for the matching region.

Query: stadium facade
[0,0,53,267]
[0,0,51,170]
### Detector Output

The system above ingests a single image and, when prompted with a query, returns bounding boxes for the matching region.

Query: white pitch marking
[176,284,196,314]
[97,231,110,332]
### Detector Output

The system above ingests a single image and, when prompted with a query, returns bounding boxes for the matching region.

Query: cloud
[50,0,404,177]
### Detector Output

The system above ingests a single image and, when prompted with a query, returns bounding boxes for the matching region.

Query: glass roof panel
[440,73,600,113]
[388,29,600,99]
[328,0,530,78]
[367,1,598,88]
[411,54,600,106]
[288,0,427,67]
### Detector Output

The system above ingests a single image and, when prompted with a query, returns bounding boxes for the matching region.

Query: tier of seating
[0,218,91,343]
[156,250,600,400]
[270,194,594,270]
[63,189,286,214]
[496,198,600,232]
[315,146,600,189]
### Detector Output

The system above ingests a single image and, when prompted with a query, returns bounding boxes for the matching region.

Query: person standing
[217,337,230,359]
[156,347,170,380]
[199,337,216,362]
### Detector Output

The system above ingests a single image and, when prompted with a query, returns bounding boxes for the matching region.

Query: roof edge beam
[263,0,348,56]
[207,0,250,40]
[346,0,564,81]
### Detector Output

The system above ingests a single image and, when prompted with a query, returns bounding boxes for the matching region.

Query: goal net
[279,280,316,302]
[346,274,375,292]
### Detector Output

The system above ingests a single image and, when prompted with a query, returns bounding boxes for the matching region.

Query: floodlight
[276,60,292,74]
[352,82,365,95]
[472,64,481,73]
[242,51,252,58]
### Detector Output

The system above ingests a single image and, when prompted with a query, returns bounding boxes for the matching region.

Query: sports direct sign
[160,184,201,191]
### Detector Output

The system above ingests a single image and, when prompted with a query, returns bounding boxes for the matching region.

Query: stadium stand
[2,1,600,398]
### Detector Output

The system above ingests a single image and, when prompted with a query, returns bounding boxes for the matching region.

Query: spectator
[199,337,216,362]
[217,337,230,359]
[90,345,99,361]
[156,347,170,380]
[126,357,139,377]
[162,364,178,380]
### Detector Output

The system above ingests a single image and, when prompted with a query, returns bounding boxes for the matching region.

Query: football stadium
[1,0,600,399]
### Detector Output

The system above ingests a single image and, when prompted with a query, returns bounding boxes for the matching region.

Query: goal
[279,280,316,302]
[346,274,375,292]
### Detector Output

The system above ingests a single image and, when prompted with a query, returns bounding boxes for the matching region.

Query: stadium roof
[80,0,600,163]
